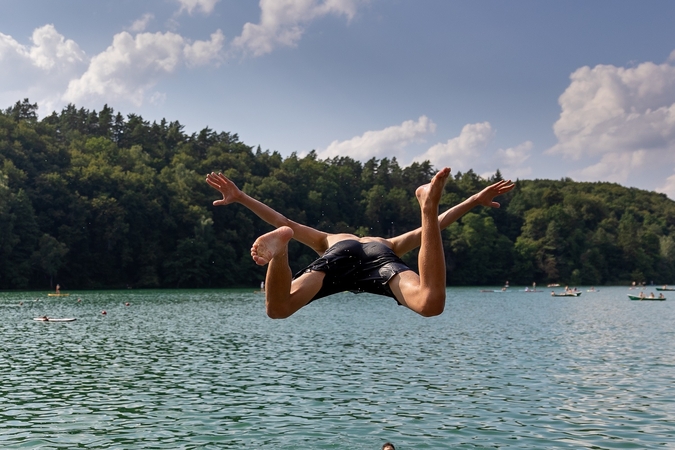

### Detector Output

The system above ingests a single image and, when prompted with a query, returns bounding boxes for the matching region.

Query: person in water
[206,168,514,319]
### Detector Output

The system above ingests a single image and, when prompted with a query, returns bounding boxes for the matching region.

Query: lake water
[0,286,673,449]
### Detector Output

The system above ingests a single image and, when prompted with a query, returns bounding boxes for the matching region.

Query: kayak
[33,317,77,322]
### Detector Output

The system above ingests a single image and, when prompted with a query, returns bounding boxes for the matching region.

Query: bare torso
[323,233,393,252]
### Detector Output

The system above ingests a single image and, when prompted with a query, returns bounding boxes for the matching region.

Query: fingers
[205,176,220,189]
[205,172,233,191]
[490,179,514,194]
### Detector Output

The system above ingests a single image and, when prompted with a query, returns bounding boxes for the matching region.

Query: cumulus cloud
[129,14,155,33]
[0,25,85,76]
[413,122,494,171]
[547,57,675,184]
[494,140,533,179]
[317,116,435,160]
[578,150,648,183]
[657,172,675,199]
[232,0,361,57]
[28,25,86,71]
[0,32,26,59]
[2,1,364,111]
[0,32,32,84]
[0,25,86,110]
[63,30,224,106]
[176,0,220,15]
[184,30,226,67]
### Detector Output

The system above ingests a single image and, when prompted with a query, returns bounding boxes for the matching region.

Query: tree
[33,234,69,288]
[2,99,675,289]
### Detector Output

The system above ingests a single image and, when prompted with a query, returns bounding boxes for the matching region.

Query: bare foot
[416,167,451,211]
[251,226,294,265]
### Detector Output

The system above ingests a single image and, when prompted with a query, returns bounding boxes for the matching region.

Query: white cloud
[0,25,85,76]
[148,91,167,106]
[657,172,675,200]
[232,0,362,57]
[0,26,86,111]
[63,30,224,106]
[579,150,648,183]
[176,0,220,15]
[185,30,225,67]
[317,116,435,160]
[494,140,533,179]
[28,24,86,71]
[0,32,33,86]
[0,32,27,60]
[413,122,494,171]
[547,57,675,184]
[3,1,361,111]
[129,14,155,33]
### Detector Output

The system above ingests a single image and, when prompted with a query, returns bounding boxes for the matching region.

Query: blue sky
[2,0,675,198]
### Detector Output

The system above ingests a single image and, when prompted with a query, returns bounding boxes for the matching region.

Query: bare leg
[251,226,323,319]
[389,168,450,316]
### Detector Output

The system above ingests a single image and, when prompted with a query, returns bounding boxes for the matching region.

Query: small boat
[655,287,675,291]
[33,317,77,322]
[628,294,665,301]
[551,291,582,297]
[47,293,70,297]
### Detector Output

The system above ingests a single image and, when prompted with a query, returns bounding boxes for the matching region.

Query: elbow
[418,293,445,317]
[419,304,445,318]
[265,304,293,320]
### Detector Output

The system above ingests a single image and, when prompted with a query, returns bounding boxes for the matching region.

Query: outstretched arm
[389,179,515,257]
[205,172,329,254]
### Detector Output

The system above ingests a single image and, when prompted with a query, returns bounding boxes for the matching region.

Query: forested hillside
[1,99,675,290]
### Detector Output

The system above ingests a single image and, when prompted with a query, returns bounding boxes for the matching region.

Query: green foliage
[1,100,675,289]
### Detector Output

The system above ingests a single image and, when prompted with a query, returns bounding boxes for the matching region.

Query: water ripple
[0,287,674,448]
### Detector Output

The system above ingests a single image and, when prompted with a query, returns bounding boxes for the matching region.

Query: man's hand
[205,172,243,206]
[474,179,515,208]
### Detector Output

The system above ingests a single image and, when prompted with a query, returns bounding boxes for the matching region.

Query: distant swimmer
[206,169,514,319]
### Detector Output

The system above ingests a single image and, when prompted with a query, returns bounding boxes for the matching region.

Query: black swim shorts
[293,239,412,303]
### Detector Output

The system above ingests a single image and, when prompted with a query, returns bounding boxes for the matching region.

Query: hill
[1,99,674,289]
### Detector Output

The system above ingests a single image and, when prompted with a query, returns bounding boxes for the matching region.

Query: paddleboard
[33,317,76,322]
[47,293,70,297]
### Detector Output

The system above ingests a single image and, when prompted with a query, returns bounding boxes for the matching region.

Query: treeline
[1,99,675,290]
